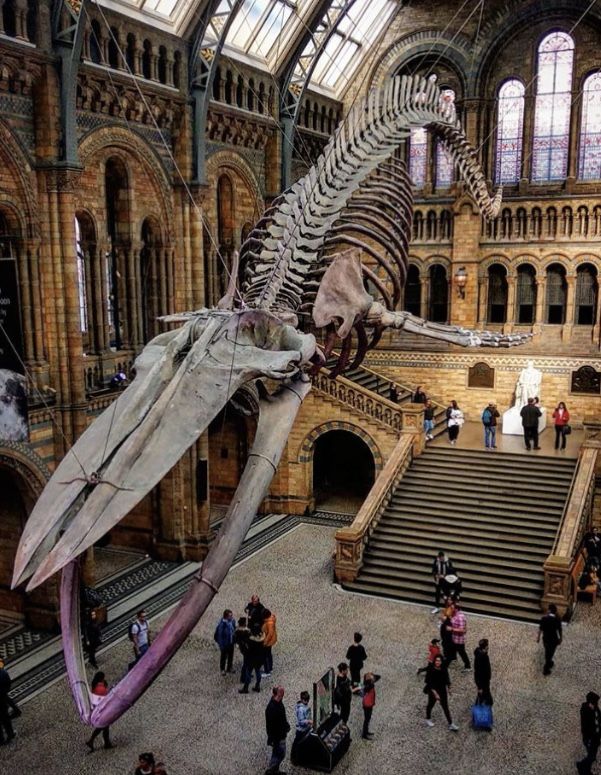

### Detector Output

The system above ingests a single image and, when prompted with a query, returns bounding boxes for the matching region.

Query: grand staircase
[342,446,576,621]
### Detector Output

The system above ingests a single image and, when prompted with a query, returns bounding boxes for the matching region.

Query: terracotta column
[562,275,575,343]
[505,274,516,334]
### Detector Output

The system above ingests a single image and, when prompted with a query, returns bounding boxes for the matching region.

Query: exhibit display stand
[292,668,351,772]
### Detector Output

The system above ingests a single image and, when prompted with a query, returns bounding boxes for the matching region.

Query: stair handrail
[542,444,599,617]
[334,433,416,583]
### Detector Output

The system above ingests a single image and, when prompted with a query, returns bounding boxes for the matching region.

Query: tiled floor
[2,524,599,775]
[431,419,583,458]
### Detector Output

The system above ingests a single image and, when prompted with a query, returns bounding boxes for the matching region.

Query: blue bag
[471,700,493,730]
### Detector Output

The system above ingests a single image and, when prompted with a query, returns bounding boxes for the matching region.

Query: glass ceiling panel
[227,0,298,58]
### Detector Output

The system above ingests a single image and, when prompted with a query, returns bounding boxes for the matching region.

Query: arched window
[495,79,525,185]
[3,0,16,38]
[158,46,167,84]
[487,264,508,323]
[105,157,131,348]
[217,175,234,300]
[212,67,222,101]
[413,211,423,241]
[428,264,448,322]
[248,79,255,111]
[546,262,567,324]
[126,34,136,72]
[579,72,601,180]
[409,127,427,188]
[140,218,163,343]
[435,89,455,188]
[224,70,233,104]
[404,264,421,316]
[532,32,574,182]
[575,263,598,325]
[173,51,181,89]
[90,20,102,64]
[516,264,536,323]
[74,217,89,335]
[236,75,244,108]
[142,40,152,79]
[108,28,120,68]
[0,212,24,372]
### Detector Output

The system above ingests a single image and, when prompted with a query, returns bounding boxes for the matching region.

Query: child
[346,632,367,687]
[417,638,441,675]
[353,672,381,739]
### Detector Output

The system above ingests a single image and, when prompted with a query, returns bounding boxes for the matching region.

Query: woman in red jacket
[552,402,570,451]
[86,672,113,751]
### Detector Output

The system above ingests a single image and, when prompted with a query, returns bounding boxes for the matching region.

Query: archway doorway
[313,430,375,514]
[0,467,29,627]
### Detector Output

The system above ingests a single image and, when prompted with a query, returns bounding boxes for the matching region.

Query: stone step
[383,501,562,527]
[376,516,556,543]
[369,533,549,561]
[401,469,572,496]
[420,447,576,469]
[409,459,574,484]
[364,546,544,575]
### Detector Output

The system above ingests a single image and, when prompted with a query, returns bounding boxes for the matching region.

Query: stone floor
[431,419,583,458]
[2,524,599,775]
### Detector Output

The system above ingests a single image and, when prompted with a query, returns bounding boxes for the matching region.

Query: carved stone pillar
[562,275,575,342]
[0,1,5,34]
[419,272,428,320]
[134,46,143,77]
[399,403,425,456]
[100,35,110,66]
[14,0,27,40]
[82,29,91,61]
[27,240,44,362]
[150,53,160,82]
[166,54,175,88]
[505,274,516,333]
[533,277,546,336]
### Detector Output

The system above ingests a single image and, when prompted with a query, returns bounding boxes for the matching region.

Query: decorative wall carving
[571,365,601,395]
[468,361,495,388]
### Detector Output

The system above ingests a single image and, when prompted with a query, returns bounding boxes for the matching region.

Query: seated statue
[515,360,542,408]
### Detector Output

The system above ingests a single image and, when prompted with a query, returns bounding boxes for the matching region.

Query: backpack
[482,408,492,425]
[128,621,139,641]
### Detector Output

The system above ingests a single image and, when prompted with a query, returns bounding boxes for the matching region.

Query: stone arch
[369,30,471,92]
[574,253,601,272]
[541,253,571,275]
[480,254,512,278]
[78,125,174,240]
[0,441,50,500]
[298,420,383,472]
[0,118,37,238]
[205,149,264,204]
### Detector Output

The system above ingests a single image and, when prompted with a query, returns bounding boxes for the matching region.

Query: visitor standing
[85,672,113,751]
[553,402,570,451]
[240,624,265,693]
[473,639,493,706]
[353,672,380,739]
[440,611,455,664]
[334,663,353,724]
[291,690,313,761]
[446,401,464,445]
[520,397,542,450]
[481,402,500,449]
[537,603,562,675]
[431,551,454,613]
[261,609,278,677]
[424,400,436,441]
[413,385,427,404]
[450,603,471,670]
[346,632,368,687]
[0,659,15,746]
[245,594,266,629]
[234,616,251,687]
[84,609,102,669]
[214,609,236,676]
[577,691,601,774]
[265,686,290,775]
[130,610,150,664]
[424,655,458,731]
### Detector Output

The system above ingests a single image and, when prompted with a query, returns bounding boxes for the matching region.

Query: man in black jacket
[577,691,601,774]
[431,551,454,613]
[473,639,493,706]
[537,603,562,675]
[265,685,290,775]
[520,397,542,450]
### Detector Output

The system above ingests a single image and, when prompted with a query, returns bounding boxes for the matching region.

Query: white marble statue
[514,360,542,408]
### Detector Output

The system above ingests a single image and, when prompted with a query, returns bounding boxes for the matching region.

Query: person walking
[431,551,454,613]
[84,609,102,669]
[130,610,150,664]
[537,603,562,675]
[346,632,367,687]
[481,402,500,449]
[412,385,427,404]
[424,655,458,731]
[417,638,442,675]
[520,397,542,450]
[354,672,381,740]
[240,624,265,693]
[552,401,570,451]
[334,662,353,724]
[291,691,313,762]
[450,603,471,670]
[446,400,464,445]
[265,686,290,775]
[261,609,278,677]
[473,638,493,706]
[214,609,236,676]
[85,672,113,751]
[0,659,15,746]
[577,691,601,774]
[423,400,436,441]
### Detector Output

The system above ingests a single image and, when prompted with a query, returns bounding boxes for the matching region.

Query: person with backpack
[214,609,236,676]
[481,402,500,449]
[129,610,150,666]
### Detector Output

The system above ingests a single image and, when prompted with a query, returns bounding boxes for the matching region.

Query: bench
[573,551,598,605]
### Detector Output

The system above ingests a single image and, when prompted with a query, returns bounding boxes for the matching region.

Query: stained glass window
[435,89,455,188]
[579,72,601,180]
[409,128,427,188]
[532,31,574,182]
[495,79,525,184]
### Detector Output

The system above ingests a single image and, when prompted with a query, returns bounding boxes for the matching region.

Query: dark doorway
[0,467,28,620]
[313,430,375,513]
